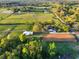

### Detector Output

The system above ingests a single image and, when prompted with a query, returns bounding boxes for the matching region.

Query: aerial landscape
[0,0,79,59]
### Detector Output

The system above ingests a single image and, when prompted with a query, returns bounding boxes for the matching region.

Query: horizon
[0,0,79,2]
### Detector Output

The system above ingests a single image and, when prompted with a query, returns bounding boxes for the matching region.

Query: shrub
[19,34,27,42]
[32,23,43,32]
[48,42,56,56]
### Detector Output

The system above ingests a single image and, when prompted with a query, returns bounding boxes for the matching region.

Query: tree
[19,34,27,42]
[26,40,42,59]
[7,33,19,40]
[48,42,57,58]
[0,54,7,59]
[76,14,79,21]
[22,47,28,55]
[20,7,26,12]
[13,8,20,13]
[22,47,29,59]
[32,23,43,32]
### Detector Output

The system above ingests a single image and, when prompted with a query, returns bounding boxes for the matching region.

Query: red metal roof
[43,33,77,42]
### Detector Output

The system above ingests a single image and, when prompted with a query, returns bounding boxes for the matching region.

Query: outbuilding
[23,31,33,35]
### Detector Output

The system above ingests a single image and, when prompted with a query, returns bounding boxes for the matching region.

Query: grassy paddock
[0,13,53,24]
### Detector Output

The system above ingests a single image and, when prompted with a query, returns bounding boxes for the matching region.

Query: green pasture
[0,12,53,39]
[0,25,15,38]
[0,13,53,24]
[0,13,11,20]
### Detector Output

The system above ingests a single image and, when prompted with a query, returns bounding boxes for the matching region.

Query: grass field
[0,12,53,39]
[0,25,16,39]
[0,13,53,24]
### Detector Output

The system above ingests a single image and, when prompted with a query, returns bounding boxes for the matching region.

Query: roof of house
[43,33,79,42]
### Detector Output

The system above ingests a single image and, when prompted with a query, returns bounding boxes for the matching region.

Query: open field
[0,12,54,39]
[0,13,53,24]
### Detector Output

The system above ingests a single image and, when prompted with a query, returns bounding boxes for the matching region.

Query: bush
[19,34,27,42]
[32,23,43,32]
[7,33,19,40]
[48,42,56,56]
